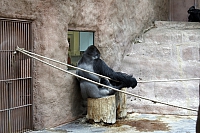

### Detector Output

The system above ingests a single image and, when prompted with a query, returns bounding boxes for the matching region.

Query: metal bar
[3,21,6,80]
[6,82,11,133]
[0,104,32,112]
[29,21,34,131]
[0,17,32,23]
[0,77,32,82]
[0,50,15,52]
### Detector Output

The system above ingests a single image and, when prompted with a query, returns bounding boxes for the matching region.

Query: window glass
[67,31,94,68]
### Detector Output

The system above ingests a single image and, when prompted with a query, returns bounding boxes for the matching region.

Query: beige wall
[169,0,196,21]
[121,21,200,116]
[0,0,169,129]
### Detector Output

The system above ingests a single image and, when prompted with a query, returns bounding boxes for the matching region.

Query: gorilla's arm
[93,59,115,78]
[93,59,137,88]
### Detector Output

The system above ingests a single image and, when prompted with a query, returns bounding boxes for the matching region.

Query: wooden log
[86,95,116,124]
[115,88,127,118]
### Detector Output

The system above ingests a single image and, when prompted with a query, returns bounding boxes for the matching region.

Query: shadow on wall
[69,75,85,117]
[197,104,200,133]
[197,84,200,133]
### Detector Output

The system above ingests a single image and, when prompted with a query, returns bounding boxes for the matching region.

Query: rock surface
[120,21,200,115]
[0,0,170,129]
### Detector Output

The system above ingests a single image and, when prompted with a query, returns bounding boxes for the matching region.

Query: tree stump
[86,88,127,124]
[115,88,127,118]
[86,95,116,124]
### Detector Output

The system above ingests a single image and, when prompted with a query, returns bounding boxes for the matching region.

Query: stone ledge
[155,21,200,29]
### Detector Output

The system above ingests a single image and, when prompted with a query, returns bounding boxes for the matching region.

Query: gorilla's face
[85,45,100,59]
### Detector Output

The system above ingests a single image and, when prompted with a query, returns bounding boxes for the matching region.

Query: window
[67,31,94,68]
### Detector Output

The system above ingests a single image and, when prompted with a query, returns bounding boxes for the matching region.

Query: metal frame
[0,18,33,133]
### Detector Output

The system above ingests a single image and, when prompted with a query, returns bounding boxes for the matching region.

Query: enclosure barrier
[0,18,33,133]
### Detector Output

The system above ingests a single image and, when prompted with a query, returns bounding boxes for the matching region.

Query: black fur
[76,45,137,102]
[188,6,200,22]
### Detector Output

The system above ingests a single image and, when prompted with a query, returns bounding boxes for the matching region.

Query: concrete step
[130,42,199,62]
[143,21,200,44]
[155,21,200,29]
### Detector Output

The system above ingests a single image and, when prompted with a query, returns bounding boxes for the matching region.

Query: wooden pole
[115,88,127,118]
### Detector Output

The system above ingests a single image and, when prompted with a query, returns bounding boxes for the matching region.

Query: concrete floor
[28,113,197,133]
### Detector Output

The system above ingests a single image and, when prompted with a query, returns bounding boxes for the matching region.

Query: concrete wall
[0,0,169,129]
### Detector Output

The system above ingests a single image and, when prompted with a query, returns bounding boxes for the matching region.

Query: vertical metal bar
[3,20,5,80]
[17,22,23,133]
[3,20,5,79]
[5,21,8,133]
[6,82,11,133]
[19,22,22,132]
[20,22,22,132]
[29,21,33,131]
[4,83,6,133]
[22,22,25,131]
[13,22,17,79]
[20,23,25,132]
[13,21,20,131]
[0,22,2,133]
[13,20,17,131]
[0,82,3,133]
[1,82,5,132]
[3,21,6,80]
[6,21,8,79]
[23,28,27,129]
[17,79,19,132]
[22,23,28,129]
[13,80,16,133]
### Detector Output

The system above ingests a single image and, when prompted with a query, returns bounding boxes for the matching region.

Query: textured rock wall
[68,0,169,69]
[0,0,169,129]
[120,21,200,115]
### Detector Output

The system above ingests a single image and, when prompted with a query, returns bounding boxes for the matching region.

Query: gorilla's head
[188,6,195,13]
[84,45,100,59]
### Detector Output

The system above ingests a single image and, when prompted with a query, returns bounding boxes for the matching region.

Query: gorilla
[76,45,137,106]
[188,6,200,22]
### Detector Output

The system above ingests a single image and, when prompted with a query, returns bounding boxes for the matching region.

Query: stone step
[144,30,200,44]
[130,42,199,62]
[155,21,200,29]
[143,23,200,44]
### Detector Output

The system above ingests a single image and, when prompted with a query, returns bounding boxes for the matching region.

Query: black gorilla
[76,45,137,103]
[188,6,200,22]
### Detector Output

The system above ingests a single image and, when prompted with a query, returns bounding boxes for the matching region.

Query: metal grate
[0,18,33,133]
